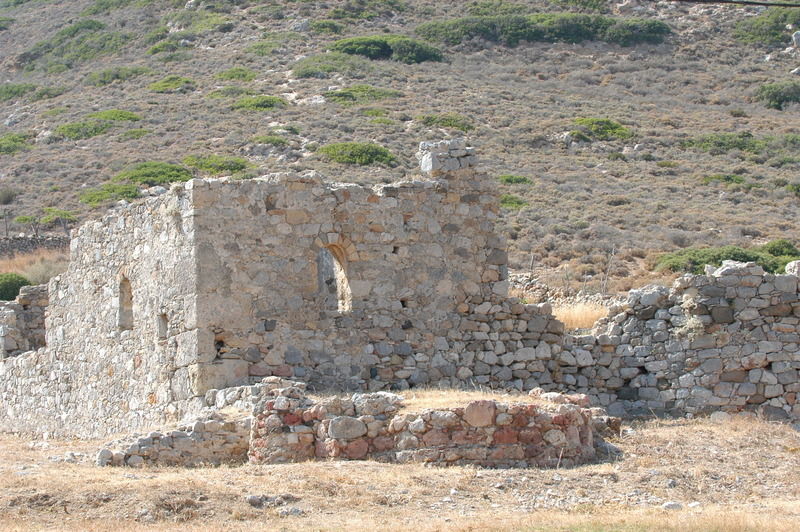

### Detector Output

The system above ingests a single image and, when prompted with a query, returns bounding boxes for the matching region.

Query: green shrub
[551,0,609,12]
[681,132,766,154]
[30,86,67,101]
[416,13,670,47]
[87,109,141,121]
[114,161,193,186]
[54,120,112,140]
[147,41,180,55]
[657,160,679,168]
[466,1,528,16]
[655,240,800,274]
[208,86,254,99]
[216,67,257,81]
[120,128,150,140]
[0,133,32,155]
[787,182,800,196]
[0,83,36,102]
[755,81,800,110]
[79,183,140,207]
[417,113,474,132]
[183,154,250,176]
[19,19,129,71]
[573,117,632,140]
[361,108,388,117]
[148,75,195,93]
[326,84,403,105]
[81,0,137,16]
[292,52,372,79]
[85,66,151,87]
[330,35,443,63]
[329,0,407,20]
[735,7,800,46]
[0,273,31,301]
[498,174,532,184]
[701,174,745,186]
[0,17,14,31]
[318,142,396,165]
[232,95,287,111]
[252,135,288,147]
[500,193,528,209]
[311,20,345,34]
[760,239,799,257]
[168,10,231,33]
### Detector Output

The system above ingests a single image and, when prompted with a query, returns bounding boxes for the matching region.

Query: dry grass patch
[0,248,69,285]
[0,414,798,531]
[397,387,538,412]
[553,301,608,330]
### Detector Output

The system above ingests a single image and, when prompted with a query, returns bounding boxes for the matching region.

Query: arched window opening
[118,277,133,331]
[318,245,352,313]
[157,313,168,339]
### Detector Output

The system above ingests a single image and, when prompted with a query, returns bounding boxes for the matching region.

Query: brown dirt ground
[1,415,798,531]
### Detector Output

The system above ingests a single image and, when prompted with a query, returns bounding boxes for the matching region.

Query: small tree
[13,215,41,237]
[41,208,76,236]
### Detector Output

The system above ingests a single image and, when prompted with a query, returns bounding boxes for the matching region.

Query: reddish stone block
[422,429,450,446]
[552,414,569,426]
[519,429,542,444]
[493,427,519,444]
[315,440,328,458]
[524,443,544,458]
[345,438,369,459]
[511,413,529,427]
[272,364,293,377]
[301,409,315,423]
[372,436,395,452]
[283,413,301,425]
[325,438,342,457]
[464,400,496,427]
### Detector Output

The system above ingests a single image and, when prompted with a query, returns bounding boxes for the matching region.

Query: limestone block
[175,328,216,367]
[189,360,249,396]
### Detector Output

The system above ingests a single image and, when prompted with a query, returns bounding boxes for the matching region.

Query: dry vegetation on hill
[1,414,798,531]
[1,0,800,290]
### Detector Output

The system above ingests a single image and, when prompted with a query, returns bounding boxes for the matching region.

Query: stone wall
[248,384,596,468]
[187,151,507,392]
[0,236,69,258]
[0,189,206,437]
[0,284,48,359]
[2,139,799,442]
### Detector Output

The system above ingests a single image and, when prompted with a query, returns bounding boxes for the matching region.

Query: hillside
[2,0,800,290]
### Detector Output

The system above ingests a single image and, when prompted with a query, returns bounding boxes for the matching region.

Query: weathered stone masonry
[1,139,799,442]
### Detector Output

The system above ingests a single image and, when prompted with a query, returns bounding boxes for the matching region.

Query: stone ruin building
[0,139,798,467]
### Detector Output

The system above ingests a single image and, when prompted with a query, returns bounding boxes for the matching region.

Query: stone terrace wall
[0,236,69,258]
[248,385,595,468]
[0,284,48,359]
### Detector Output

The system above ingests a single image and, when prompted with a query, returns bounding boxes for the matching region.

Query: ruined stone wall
[187,161,508,392]
[247,384,595,468]
[0,190,205,437]
[0,284,48,359]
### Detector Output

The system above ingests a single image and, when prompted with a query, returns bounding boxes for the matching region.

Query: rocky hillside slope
[2,0,800,290]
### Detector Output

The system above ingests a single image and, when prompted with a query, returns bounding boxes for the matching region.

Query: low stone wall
[0,284,48,359]
[248,386,596,468]
[0,236,69,258]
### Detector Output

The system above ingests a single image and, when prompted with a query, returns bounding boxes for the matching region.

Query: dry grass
[553,302,608,330]
[0,415,798,531]
[397,387,539,412]
[0,248,69,284]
